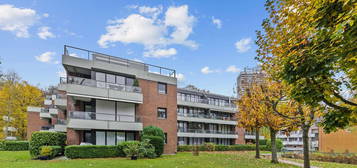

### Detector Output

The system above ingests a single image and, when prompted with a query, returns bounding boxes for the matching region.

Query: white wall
[96,100,115,121]
[117,102,135,122]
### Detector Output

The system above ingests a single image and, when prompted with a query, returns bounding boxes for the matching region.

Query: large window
[95,71,135,86]
[158,83,167,94]
[157,108,167,119]
[88,131,137,145]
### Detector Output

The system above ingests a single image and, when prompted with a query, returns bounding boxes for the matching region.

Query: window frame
[157,107,167,119]
[157,82,167,94]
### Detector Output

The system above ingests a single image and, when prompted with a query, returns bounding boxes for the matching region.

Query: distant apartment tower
[277,125,319,152]
[28,45,178,154]
[176,85,238,145]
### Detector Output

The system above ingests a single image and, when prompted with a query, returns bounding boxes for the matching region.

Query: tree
[256,0,357,133]
[237,85,265,159]
[0,72,43,139]
[239,78,297,163]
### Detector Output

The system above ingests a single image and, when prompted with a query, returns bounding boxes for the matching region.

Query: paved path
[278,159,319,168]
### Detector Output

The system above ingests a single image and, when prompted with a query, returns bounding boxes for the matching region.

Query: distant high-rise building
[236,67,266,98]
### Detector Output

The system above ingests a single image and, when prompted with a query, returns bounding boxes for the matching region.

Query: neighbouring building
[277,125,319,152]
[319,126,357,153]
[176,85,238,145]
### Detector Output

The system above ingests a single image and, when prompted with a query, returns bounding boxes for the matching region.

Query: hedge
[177,144,271,152]
[266,139,283,152]
[2,141,29,151]
[117,141,140,157]
[282,152,357,165]
[0,140,5,150]
[142,135,164,157]
[40,146,62,159]
[65,145,119,159]
[29,131,66,158]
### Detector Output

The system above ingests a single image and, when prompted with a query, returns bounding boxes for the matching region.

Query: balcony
[67,111,143,131]
[244,134,265,140]
[39,108,51,118]
[177,96,236,113]
[282,141,303,145]
[54,119,67,132]
[44,99,52,105]
[177,113,236,125]
[49,108,58,115]
[62,45,177,85]
[177,129,238,139]
[54,95,67,107]
[59,76,143,103]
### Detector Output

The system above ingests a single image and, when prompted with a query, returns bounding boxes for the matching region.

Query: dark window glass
[164,133,167,144]
[158,83,167,94]
[157,108,167,119]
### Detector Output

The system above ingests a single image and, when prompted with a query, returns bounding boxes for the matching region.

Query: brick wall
[235,127,246,144]
[67,128,82,145]
[136,79,177,154]
[27,112,51,140]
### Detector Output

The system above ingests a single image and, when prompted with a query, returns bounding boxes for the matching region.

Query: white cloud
[98,5,197,58]
[176,73,185,81]
[164,5,197,48]
[235,38,252,53]
[69,53,79,57]
[144,48,177,58]
[0,4,39,38]
[201,66,219,74]
[37,26,55,39]
[131,58,143,62]
[35,51,55,63]
[212,16,222,29]
[226,65,240,73]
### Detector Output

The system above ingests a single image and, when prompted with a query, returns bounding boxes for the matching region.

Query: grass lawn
[283,158,357,168]
[0,151,355,168]
[0,151,297,168]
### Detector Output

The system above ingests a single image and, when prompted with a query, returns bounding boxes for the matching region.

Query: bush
[139,139,157,158]
[40,146,62,159]
[3,141,29,151]
[123,141,141,158]
[259,139,267,145]
[29,131,66,158]
[204,143,215,151]
[142,126,165,140]
[177,144,270,152]
[266,139,283,152]
[142,135,164,157]
[0,140,4,150]
[65,145,119,159]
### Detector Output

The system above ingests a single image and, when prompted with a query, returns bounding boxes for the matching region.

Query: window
[126,78,134,86]
[157,108,167,119]
[96,72,106,82]
[164,133,167,144]
[116,76,125,85]
[158,83,167,94]
[106,74,116,83]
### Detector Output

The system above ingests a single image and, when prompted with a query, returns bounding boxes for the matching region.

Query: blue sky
[0,0,266,96]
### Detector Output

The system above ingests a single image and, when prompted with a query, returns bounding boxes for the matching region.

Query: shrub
[65,145,119,159]
[142,126,165,139]
[123,141,141,158]
[259,139,267,145]
[142,135,164,157]
[204,143,215,151]
[40,146,62,159]
[266,139,283,152]
[139,139,157,158]
[0,140,4,150]
[177,144,270,152]
[29,131,66,158]
[3,141,29,151]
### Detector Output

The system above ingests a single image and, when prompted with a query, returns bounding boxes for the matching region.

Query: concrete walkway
[278,159,319,168]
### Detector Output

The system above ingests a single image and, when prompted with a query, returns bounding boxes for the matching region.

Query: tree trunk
[270,128,278,163]
[302,124,311,168]
[255,128,260,159]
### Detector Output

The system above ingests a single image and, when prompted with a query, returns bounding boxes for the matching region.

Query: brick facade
[67,128,82,145]
[136,79,177,154]
[235,127,246,144]
[27,112,51,139]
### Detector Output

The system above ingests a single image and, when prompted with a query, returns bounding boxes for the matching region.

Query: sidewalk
[261,154,319,168]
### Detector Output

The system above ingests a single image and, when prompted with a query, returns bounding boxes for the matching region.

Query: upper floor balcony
[177,113,236,125]
[67,111,143,131]
[58,76,143,104]
[177,95,236,113]
[62,45,177,85]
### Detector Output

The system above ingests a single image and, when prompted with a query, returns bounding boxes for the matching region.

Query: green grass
[283,158,357,168]
[0,151,355,168]
[0,151,297,168]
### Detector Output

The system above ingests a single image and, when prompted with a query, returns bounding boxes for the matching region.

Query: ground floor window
[82,130,137,145]
[178,137,235,145]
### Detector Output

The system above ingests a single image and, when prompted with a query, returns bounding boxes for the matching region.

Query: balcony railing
[60,76,142,93]
[56,119,67,125]
[178,113,235,121]
[64,45,176,77]
[69,111,140,122]
[178,96,236,108]
[178,129,235,135]
[41,108,49,113]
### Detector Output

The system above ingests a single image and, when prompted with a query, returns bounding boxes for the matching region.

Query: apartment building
[28,45,178,154]
[176,85,238,145]
[276,125,319,152]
